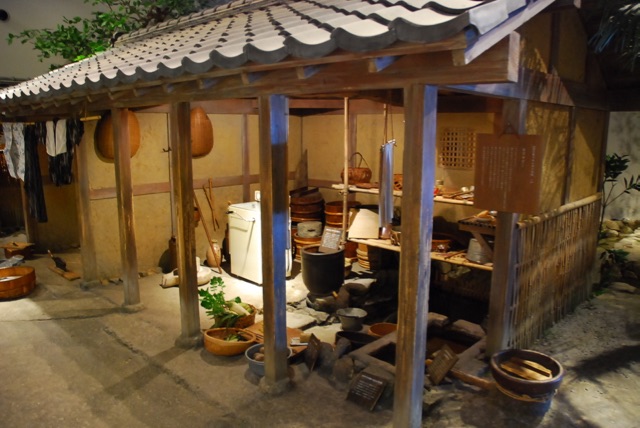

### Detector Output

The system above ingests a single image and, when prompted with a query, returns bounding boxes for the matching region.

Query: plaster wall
[85,110,301,279]
[605,112,640,220]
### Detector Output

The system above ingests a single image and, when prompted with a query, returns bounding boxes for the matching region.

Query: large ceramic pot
[301,244,344,298]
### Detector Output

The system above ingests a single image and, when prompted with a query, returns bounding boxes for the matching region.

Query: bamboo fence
[507,194,601,348]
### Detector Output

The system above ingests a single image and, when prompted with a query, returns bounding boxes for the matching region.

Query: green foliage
[601,154,640,228]
[7,0,202,68]
[591,0,640,71]
[198,276,251,328]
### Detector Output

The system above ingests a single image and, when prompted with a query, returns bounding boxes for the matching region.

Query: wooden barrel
[324,200,360,227]
[293,234,322,262]
[290,188,324,223]
[95,111,140,159]
[0,266,36,299]
[356,244,381,270]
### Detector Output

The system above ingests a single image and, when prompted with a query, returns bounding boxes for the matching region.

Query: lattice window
[438,127,477,169]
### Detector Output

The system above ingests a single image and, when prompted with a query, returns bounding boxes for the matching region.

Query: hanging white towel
[46,121,56,156]
[55,119,67,155]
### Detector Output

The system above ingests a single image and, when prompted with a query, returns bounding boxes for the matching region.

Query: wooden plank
[169,102,201,346]
[258,94,290,384]
[48,266,81,281]
[75,132,98,281]
[112,108,141,307]
[486,99,526,355]
[393,84,437,428]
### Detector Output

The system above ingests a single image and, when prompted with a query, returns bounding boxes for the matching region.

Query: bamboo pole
[342,97,349,244]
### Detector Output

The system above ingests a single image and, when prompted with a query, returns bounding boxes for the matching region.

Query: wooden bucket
[324,200,360,227]
[290,188,324,223]
[0,266,36,299]
[293,234,322,261]
[95,111,140,159]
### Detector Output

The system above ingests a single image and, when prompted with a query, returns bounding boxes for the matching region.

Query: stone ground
[0,230,639,427]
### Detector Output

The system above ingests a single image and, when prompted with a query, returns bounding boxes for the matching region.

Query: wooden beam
[393,84,437,427]
[486,99,526,355]
[111,108,141,307]
[169,101,201,347]
[295,65,323,80]
[446,67,609,110]
[75,132,98,282]
[452,0,555,66]
[258,94,290,389]
[368,56,398,73]
[20,182,38,248]
[563,108,577,204]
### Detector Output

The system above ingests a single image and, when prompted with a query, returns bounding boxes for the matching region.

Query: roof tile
[0,0,538,104]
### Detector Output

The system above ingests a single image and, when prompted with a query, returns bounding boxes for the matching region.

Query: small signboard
[304,334,322,372]
[474,133,545,214]
[319,227,343,253]
[347,371,387,411]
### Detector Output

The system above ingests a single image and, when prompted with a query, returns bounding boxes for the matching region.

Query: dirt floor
[0,230,639,427]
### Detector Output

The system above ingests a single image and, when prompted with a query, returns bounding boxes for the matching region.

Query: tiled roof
[1,0,532,104]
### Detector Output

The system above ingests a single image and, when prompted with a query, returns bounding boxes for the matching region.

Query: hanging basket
[190,107,214,157]
[340,152,372,185]
[95,111,140,160]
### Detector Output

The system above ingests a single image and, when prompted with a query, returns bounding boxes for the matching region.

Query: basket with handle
[340,152,372,184]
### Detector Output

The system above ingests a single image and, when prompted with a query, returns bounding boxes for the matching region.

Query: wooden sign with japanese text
[474,133,544,214]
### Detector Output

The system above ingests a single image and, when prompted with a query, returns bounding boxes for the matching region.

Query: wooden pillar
[169,102,201,347]
[75,133,98,282]
[241,113,251,201]
[393,84,437,428]
[111,108,141,308]
[486,99,527,355]
[258,94,290,389]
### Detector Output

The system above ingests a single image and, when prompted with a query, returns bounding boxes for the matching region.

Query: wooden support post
[486,99,527,355]
[75,133,98,282]
[258,95,290,389]
[169,102,201,348]
[112,108,141,308]
[242,113,251,201]
[393,84,437,428]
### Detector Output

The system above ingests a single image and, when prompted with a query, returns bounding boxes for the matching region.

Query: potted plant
[198,276,256,328]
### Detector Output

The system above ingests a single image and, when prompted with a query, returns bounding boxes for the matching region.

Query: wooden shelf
[331,184,474,206]
[348,238,493,271]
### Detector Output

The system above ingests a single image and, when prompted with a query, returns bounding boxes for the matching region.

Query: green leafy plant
[198,276,253,328]
[591,0,640,71]
[600,153,640,230]
[6,0,204,67]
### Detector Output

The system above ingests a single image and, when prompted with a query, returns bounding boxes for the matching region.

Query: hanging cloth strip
[47,119,83,186]
[24,124,48,222]
[2,122,26,180]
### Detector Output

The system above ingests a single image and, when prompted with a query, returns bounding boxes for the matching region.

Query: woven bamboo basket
[341,152,372,184]
[203,328,257,356]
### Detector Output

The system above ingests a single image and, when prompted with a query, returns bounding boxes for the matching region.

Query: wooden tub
[0,266,36,299]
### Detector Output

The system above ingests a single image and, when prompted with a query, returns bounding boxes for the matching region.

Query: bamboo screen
[507,195,601,348]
